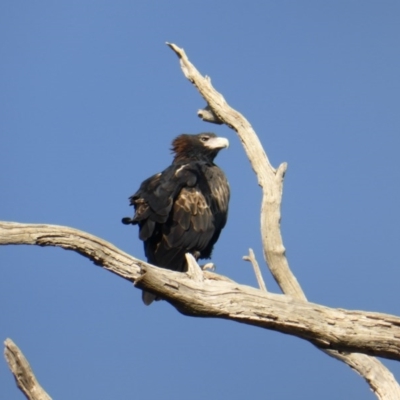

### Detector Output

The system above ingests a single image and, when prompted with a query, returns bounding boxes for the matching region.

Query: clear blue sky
[1,2,400,399]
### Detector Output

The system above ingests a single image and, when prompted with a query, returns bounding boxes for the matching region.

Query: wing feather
[164,187,215,250]
[129,165,198,238]
[123,160,229,273]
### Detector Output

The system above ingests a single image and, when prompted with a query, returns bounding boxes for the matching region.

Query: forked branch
[167,42,304,299]
[2,43,399,400]
[166,42,400,399]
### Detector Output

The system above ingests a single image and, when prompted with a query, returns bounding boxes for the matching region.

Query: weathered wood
[2,221,400,362]
[197,104,223,124]
[4,338,52,400]
[243,248,267,292]
[166,42,304,300]
[166,42,400,399]
[2,42,399,400]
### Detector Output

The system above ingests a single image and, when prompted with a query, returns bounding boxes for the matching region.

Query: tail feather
[142,290,157,306]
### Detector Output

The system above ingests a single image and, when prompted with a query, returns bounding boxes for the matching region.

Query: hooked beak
[205,136,229,150]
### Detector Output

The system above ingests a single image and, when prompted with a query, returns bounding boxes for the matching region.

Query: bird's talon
[201,263,215,271]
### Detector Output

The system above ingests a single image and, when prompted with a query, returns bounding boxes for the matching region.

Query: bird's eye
[200,136,209,142]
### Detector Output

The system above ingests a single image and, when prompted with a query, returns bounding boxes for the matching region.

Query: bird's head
[171,133,229,163]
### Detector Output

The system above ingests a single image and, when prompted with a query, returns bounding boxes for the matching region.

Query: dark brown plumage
[122,133,230,305]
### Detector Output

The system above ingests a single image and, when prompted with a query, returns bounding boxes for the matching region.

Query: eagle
[122,132,230,305]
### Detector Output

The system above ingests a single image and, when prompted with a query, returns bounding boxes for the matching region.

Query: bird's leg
[191,251,216,271]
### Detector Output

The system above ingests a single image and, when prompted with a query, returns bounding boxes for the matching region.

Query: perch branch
[2,221,400,362]
[4,338,51,400]
[166,42,400,399]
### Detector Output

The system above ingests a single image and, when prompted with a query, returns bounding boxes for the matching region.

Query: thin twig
[243,248,267,292]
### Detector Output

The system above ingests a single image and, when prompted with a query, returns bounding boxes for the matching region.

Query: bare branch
[2,44,399,400]
[197,104,223,124]
[243,248,267,292]
[4,338,51,400]
[2,221,400,363]
[166,41,304,300]
[185,253,204,282]
[0,221,141,282]
[166,42,400,399]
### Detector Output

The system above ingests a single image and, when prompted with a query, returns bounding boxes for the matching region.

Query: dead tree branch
[2,43,399,400]
[2,221,400,363]
[4,338,51,400]
[166,42,400,399]
[167,42,305,299]
[243,249,267,292]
